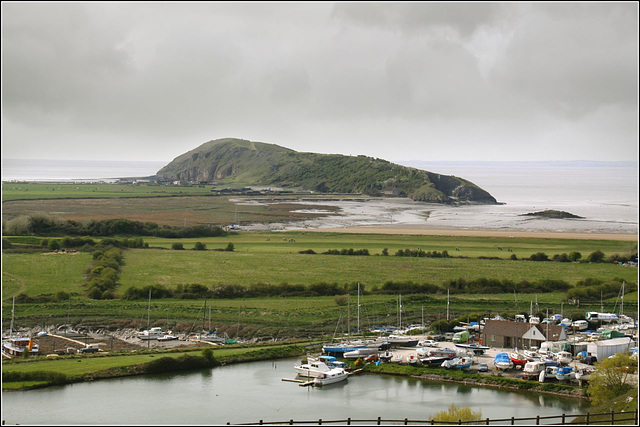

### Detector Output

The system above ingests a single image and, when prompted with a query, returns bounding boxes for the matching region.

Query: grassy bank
[2,341,311,391]
[359,362,587,399]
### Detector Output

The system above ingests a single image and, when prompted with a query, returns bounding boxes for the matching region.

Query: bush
[587,250,605,263]
[193,242,207,251]
[48,240,61,251]
[334,295,349,306]
[298,249,316,254]
[171,242,184,250]
[431,404,482,423]
[2,239,12,249]
[225,243,235,252]
[381,248,388,256]
[529,252,549,261]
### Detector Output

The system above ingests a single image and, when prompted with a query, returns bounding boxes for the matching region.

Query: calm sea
[2,158,637,234]
[1,159,167,182]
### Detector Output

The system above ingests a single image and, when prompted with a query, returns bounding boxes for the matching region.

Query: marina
[1,357,591,425]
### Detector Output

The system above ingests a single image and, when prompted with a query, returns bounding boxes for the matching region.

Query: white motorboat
[295,357,341,378]
[138,327,166,340]
[193,332,225,344]
[441,357,461,369]
[523,361,546,378]
[556,351,573,365]
[523,348,539,360]
[157,334,178,341]
[572,320,589,331]
[493,353,514,370]
[343,347,379,359]
[313,368,348,386]
[555,366,575,381]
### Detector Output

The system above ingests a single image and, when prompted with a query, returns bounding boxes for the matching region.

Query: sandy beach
[306,224,639,241]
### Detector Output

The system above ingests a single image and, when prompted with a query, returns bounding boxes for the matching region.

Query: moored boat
[509,352,528,367]
[555,351,573,365]
[387,334,419,347]
[2,337,39,358]
[454,343,489,354]
[494,352,514,370]
[313,369,348,386]
[555,366,575,381]
[322,342,367,357]
[295,357,337,378]
[138,327,166,340]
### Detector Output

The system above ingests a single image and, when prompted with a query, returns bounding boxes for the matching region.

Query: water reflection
[2,357,590,425]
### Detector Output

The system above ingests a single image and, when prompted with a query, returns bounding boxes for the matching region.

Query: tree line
[3,215,226,238]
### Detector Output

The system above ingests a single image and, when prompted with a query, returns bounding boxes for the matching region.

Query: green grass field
[119,247,638,290]
[1,183,215,201]
[2,252,90,297]
[2,231,636,336]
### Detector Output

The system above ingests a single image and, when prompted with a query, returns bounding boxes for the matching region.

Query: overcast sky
[2,2,638,163]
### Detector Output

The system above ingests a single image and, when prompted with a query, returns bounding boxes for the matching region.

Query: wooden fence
[227,408,638,425]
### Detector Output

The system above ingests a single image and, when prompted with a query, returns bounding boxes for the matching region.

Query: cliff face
[156,138,498,204]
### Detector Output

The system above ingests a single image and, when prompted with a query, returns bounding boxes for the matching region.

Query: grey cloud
[1,2,637,162]
[331,2,502,37]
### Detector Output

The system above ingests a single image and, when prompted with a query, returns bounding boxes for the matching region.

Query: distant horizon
[2,157,638,168]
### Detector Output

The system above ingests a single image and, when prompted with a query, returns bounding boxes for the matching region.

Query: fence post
[536,415,540,425]
[586,412,590,425]
[347,417,351,425]
[635,408,638,425]
[458,420,462,425]
[562,413,566,424]
[485,418,489,425]
[377,416,381,425]
[611,410,614,424]
[511,416,514,425]
[405,418,408,425]
[289,419,293,425]
[319,419,322,425]
[259,421,263,425]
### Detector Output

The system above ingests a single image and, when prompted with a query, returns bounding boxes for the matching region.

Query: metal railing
[227,409,638,425]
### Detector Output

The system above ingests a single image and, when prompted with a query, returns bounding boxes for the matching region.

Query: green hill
[156,138,497,204]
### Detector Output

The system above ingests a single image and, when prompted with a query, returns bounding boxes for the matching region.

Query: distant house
[482,319,566,349]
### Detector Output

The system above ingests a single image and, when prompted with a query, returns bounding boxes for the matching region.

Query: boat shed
[482,320,566,350]
[586,337,633,362]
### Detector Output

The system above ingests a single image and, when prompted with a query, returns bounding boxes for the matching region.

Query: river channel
[2,357,590,425]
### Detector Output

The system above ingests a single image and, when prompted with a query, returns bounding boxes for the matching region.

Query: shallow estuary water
[2,357,590,425]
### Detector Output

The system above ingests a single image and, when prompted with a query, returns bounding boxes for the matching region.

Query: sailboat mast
[10,296,15,335]
[208,305,212,331]
[202,300,207,332]
[147,288,151,330]
[357,283,360,335]
[399,294,402,330]
[446,289,450,321]
[621,281,624,317]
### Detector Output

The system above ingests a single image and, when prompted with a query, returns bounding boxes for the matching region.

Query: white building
[587,337,633,362]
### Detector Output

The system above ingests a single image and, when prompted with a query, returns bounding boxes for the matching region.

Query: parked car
[475,363,489,372]
[420,340,438,347]
[444,333,454,341]
[431,334,445,341]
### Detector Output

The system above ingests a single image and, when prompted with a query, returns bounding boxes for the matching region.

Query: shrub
[48,240,61,251]
[171,242,184,250]
[430,404,482,423]
[225,243,235,252]
[529,252,549,261]
[298,249,316,254]
[193,242,207,251]
[334,295,349,306]
[587,250,605,263]
[381,248,388,256]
